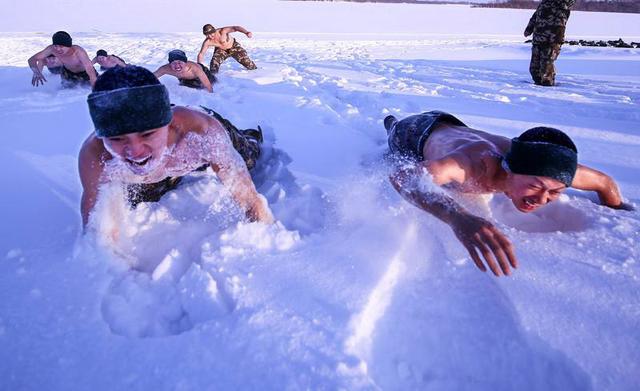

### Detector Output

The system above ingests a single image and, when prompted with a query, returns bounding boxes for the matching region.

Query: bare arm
[78,137,107,229]
[76,47,97,87]
[192,63,213,93]
[153,64,170,79]
[204,119,273,223]
[222,25,252,38]
[197,39,209,64]
[390,157,517,276]
[571,164,632,210]
[27,47,53,86]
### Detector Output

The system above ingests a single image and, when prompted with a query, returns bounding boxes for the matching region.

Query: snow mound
[82,137,316,337]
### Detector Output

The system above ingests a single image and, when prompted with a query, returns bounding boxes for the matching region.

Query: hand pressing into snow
[246,194,274,224]
[32,71,46,86]
[451,213,518,277]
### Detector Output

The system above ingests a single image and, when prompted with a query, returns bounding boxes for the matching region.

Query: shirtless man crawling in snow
[154,49,216,92]
[28,31,97,88]
[79,65,272,228]
[385,111,632,277]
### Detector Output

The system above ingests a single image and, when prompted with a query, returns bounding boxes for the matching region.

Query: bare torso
[204,32,235,50]
[423,123,512,194]
[53,46,90,73]
[79,106,272,226]
[88,107,232,184]
[158,62,203,81]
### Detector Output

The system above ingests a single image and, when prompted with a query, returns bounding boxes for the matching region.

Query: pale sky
[0,0,283,32]
[1,0,638,37]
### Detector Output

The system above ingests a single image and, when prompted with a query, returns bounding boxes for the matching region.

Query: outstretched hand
[452,214,518,277]
[246,32,253,38]
[32,72,47,87]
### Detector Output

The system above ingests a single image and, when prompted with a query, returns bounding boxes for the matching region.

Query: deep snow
[1,3,639,390]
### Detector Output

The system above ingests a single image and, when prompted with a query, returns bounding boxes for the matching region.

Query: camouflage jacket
[524,0,576,44]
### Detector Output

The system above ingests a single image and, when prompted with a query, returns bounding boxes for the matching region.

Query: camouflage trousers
[529,43,561,86]
[209,40,257,74]
[126,107,262,207]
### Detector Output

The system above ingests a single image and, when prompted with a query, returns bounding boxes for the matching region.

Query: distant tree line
[285,0,468,3]
[285,0,640,13]
[474,0,640,14]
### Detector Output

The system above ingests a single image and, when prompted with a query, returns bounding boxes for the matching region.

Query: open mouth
[126,156,152,167]
[520,198,538,212]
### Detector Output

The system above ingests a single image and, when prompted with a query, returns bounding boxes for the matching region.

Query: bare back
[97,55,126,68]
[422,123,513,193]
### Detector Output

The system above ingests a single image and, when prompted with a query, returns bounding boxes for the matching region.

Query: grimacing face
[96,56,107,66]
[102,125,170,175]
[505,174,567,213]
[170,60,185,72]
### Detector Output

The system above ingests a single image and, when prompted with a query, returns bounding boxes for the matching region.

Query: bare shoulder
[425,152,472,185]
[31,45,53,59]
[155,63,171,73]
[79,134,108,164]
[78,134,110,184]
[171,106,225,138]
[188,61,202,71]
[72,45,89,56]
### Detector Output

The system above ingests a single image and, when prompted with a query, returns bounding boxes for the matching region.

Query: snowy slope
[1,4,640,391]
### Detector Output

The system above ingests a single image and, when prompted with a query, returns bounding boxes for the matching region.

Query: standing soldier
[197,23,257,75]
[524,0,576,86]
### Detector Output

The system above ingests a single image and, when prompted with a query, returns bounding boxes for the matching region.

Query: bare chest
[209,36,233,50]
[57,53,84,71]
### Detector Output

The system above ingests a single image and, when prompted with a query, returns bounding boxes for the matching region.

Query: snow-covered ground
[1,3,639,390]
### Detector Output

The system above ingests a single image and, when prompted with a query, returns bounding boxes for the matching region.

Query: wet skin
[78,106,273,229]
[390,122,627,277]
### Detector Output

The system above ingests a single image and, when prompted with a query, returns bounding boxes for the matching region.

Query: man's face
[96,55,107,66]
[52,45,70,55]
[505,174,567,213]
[102,125,170,175]
[170,60,185,72]
[206,32,216,39]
